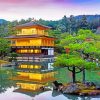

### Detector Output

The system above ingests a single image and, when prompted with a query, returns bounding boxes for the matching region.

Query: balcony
[16,32,48,36]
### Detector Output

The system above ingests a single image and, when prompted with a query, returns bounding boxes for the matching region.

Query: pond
[0,61,100,100]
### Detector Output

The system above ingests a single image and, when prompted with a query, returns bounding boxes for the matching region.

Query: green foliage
[54,29,100,83]
[78,15,89,29]
[0,38,10,57]
[6,22,17,36]
[57,15,70,33]
[54,54,96,69]
[55,29,100,65]
[60,30,100,58]
[82,42,97,53]
[84,62,97,69]
[0,15,100,38]
[69,15,77,34]
[9,52,19,61]
[48,30,61,37]
[65,43,82,51]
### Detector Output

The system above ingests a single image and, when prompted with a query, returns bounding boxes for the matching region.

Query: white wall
[48,48,54,55]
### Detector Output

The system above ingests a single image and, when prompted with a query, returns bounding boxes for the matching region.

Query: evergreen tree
[69,15,77,34]
[6,22,17,36]
[19,19,26,24]
[57,15,70,33]
[79,15,89,29]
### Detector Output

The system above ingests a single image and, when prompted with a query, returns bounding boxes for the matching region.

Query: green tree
[54,29,100,83]
[78,15,89,29]
[0,38,10,59]
[19,19,26,24]
[57,15,70,33]
[9,52,19,62]
[6,22,17,36]
[0,25,5,37]
[69,15,77,34]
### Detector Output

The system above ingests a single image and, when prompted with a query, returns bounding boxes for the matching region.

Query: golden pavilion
[7,21,55,60]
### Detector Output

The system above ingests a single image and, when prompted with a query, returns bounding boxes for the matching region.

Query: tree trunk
[82,69,85,83]
[72,66,76,83]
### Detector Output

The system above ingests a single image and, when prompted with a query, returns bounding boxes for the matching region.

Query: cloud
[0,0,69,7]
[0,0,99,21]
[0,0,70,12]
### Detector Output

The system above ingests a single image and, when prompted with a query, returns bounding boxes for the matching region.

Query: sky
[0,0,100,21]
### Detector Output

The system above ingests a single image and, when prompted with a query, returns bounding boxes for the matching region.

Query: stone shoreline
[52,81,100,96]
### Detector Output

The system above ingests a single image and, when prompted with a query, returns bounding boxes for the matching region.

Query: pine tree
[54,29,100,83]
[69,15,77,34]
[79,15,89,29]
[57,15,70,33]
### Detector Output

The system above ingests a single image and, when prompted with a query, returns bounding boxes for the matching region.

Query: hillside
[0,15,100,37]
[0,19,7,25]
[75,15,100,22]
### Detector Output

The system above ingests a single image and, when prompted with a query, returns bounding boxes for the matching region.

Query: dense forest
[0,15,100,37]
[0,15,100,60]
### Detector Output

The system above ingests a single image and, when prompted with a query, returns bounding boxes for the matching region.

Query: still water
[0,61,100,100]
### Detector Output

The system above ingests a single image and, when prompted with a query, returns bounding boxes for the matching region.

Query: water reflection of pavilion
[12,61,57,92]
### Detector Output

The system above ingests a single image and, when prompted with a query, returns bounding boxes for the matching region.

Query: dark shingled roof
[15,21,51,29]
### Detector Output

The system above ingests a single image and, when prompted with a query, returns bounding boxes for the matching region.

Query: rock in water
[63,83,79,94]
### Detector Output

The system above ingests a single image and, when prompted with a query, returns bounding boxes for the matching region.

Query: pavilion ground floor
[11,46,55,61]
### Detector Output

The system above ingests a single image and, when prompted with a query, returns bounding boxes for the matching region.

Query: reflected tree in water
[0,69,16,93]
